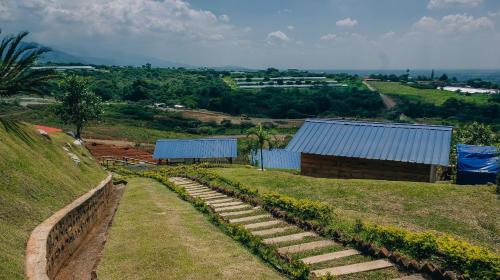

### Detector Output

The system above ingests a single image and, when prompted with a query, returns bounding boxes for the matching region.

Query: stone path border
[169,177,426,279]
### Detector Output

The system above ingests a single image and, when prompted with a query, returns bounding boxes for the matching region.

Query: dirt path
[362,81,376,92]
[379,93,397,109]
[363,80,397,110]
[54,184,125,280]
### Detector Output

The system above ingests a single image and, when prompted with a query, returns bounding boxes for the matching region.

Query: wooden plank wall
[301,153,434,182]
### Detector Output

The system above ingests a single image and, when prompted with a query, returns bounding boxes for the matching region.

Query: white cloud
[219,14,230,22]
[287,25,295,31]
[2,0,235,41]
[488,10,500,17]
[427,0,482,9]
[382,31,396,39]
[278,8,291,15]
[413,14,493,33]
[336,17,358,27]
[320,33,337,40]
[266,30,290,45]
[0,2,12,20]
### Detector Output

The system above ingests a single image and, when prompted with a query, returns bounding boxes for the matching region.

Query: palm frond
[0,30,54,97]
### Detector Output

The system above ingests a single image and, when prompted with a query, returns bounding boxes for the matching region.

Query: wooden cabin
[286,119,452,182]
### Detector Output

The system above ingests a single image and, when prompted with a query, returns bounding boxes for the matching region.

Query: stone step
[219,208,260,217]
[228,214,271,223]
[251,226,296,237]
[185,187,208,192]
[262,232,317,245]
[214,204,251,212]
[300,249,360,264]
[210,201,244,208]
[199,194,228,200]
[186,188,212,193]
[311,259,393,277]
[168,179,182,183]
[205,198,234,204]
[277,240,338,255]
[188,190,214,195]
[392,274,427,280]
[176,182,196,186]
[169,177,184,182]
[184,186,205,191]
[191,191,218,196]
[244,220,282,230]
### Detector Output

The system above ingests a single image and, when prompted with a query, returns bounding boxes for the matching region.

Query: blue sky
[1,0,500,69]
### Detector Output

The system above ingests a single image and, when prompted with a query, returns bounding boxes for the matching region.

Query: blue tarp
[456,144,499,185]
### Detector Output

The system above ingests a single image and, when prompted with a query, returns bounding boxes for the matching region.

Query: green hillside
[369,81,490,105]
[0,121,107,279]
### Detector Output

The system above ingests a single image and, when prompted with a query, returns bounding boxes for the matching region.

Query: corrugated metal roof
[153,138,237,159]
[250,149,301,170]
[286,119,452,166]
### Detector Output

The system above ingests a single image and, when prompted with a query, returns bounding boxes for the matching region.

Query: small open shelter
[456,144,499,185]
[153,138,237,164]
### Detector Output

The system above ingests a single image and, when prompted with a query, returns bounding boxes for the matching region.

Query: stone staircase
[169,177,428,279]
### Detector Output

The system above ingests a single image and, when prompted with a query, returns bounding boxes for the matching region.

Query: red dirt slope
[86,142,155,163]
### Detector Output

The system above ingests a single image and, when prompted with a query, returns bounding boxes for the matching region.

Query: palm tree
[0,30,55,97]
[247,124,274,171]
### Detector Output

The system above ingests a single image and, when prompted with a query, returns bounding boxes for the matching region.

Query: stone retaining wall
[25,174,113,280]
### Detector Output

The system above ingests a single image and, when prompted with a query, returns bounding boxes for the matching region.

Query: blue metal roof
[286,119,452,166]
[250,149,301,170]
[153,138,237,159]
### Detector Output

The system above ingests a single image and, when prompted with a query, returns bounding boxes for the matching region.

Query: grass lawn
[0,121,107,279]
[97,177,284,280]
[368,81,490,105]
[214,167,499,253]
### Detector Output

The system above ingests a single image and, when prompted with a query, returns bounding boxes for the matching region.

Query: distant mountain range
[30,42,500,82]
[30,42,193,68]
[32,42,254,71]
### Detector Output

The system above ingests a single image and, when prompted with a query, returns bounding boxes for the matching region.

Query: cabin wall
[301,153,435,182]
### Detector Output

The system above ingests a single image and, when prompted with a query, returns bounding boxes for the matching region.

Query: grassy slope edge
[0,122,107,279]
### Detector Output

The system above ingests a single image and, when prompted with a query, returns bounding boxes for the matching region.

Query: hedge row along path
[169,177,427,279]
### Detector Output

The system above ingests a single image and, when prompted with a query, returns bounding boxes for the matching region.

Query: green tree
[246,124,274,170]
[456,122,496,146]
[0,30,55,97]
[56,75,103,138]
[123,79,151,101]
